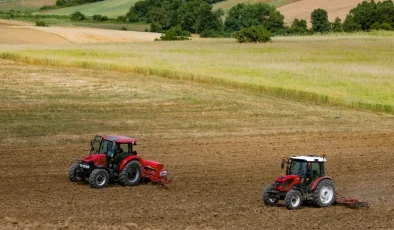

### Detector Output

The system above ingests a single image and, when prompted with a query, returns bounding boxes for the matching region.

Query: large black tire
[89,169,109,189]
[69,163,83,182]
[313,179,335,207]
[262,185,279,206]
[119,161,142,186]
[284,189,302,210]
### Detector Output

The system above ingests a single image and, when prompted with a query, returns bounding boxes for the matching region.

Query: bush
[200,29,222,38]
[121,26,127,31]
[233,26,271,43]
[116,16,127,22]
[40,5,57,10]
[70,11,85,21]
[92,14,102,21]
[380,22,393,30]
[371,22,393,30]
[150,22,163,32]
[156,27,190,41]
[35,20,49,27]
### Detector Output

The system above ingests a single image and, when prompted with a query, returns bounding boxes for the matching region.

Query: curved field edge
[0,52,392,114]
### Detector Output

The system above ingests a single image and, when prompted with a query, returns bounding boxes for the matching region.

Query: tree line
[125,0,394,41]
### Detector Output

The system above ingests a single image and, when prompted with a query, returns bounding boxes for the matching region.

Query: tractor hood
[82,154,106,167]
[276,175,300,182]
[275,175,301,192]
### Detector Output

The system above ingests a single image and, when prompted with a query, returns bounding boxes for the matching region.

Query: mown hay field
[1,32,394,114]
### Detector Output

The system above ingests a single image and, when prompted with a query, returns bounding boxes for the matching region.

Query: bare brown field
[278,0,383,25]
[0,19,160,44]
[1,60,394,229]
[0,22,70,44]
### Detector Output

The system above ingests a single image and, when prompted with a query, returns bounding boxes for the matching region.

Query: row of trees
[126,0,223,35]
[126,0,394,40]
[295,0,394,34]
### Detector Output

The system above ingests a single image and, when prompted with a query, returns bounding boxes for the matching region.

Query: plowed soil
[1,61,394,229]
[278,0,384,25]
[1,133,394,229]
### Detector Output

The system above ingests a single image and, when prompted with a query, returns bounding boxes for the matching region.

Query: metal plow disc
[335,192,369,208]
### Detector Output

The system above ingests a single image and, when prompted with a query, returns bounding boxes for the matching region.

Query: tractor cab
[89,135,137,169]
[283,156,325,180]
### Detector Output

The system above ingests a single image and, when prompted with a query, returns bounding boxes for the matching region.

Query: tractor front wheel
[89,169,109,189]
[284,189,302,210]
[119,160,142,186]
[262,185,279,206]
[313,179,335,207]
[68,163,83,182]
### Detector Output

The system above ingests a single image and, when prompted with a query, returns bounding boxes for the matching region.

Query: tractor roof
[290,156,326,162]
[102,135,136,144]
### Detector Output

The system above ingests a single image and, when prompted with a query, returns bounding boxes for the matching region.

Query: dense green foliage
[126,0,223,36]
[224,3,284,34]
[311,8,330,33]
[56,0,104,7]
[92,14,108,21]
[331,17,343,32]
[234,26,271,43]
[155,25,191,40]
[344,0,394,31]
[70,11,86,21]
[35,20,49,27]
[290,19,310,35]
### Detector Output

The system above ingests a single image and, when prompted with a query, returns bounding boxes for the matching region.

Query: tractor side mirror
[281,157,286,169]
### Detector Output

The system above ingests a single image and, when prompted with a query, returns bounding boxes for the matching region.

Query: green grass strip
[1,51,392,114]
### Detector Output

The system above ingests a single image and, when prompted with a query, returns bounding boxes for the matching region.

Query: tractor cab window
[90,136,102,154]
[289,160,307,177]
[99,140,110,154]
[310,162,323,178]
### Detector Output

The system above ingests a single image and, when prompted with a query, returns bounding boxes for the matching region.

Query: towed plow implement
[335,192,369,208]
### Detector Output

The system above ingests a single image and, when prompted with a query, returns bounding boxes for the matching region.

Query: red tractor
[262,155,335,210]
[69,135,171,189]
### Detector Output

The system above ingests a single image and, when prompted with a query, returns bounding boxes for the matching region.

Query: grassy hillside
[1,32,393,114]
[0,0,55,12]
[42,0,138,18]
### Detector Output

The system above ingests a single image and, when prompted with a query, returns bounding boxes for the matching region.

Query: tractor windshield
[288,160,307,177]
[90,136,102,154]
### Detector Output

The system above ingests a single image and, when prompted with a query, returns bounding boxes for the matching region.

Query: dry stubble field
[0,59,394,229]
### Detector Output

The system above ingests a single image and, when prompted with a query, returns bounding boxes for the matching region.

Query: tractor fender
[119,155,141,171]
[311,176,332,191]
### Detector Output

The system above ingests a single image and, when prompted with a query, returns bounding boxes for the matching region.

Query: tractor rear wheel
[119,160,142,186]
[89,169,109,189]
[313,179,335,207]
[284,189,302,210]
[68,163,83,182]
[262,185,279,206]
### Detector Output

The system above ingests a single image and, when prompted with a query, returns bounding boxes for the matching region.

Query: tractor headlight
[159,170,167,177]
[80,164,90,169]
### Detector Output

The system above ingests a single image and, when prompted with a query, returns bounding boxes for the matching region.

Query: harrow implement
[335,192,369,208]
